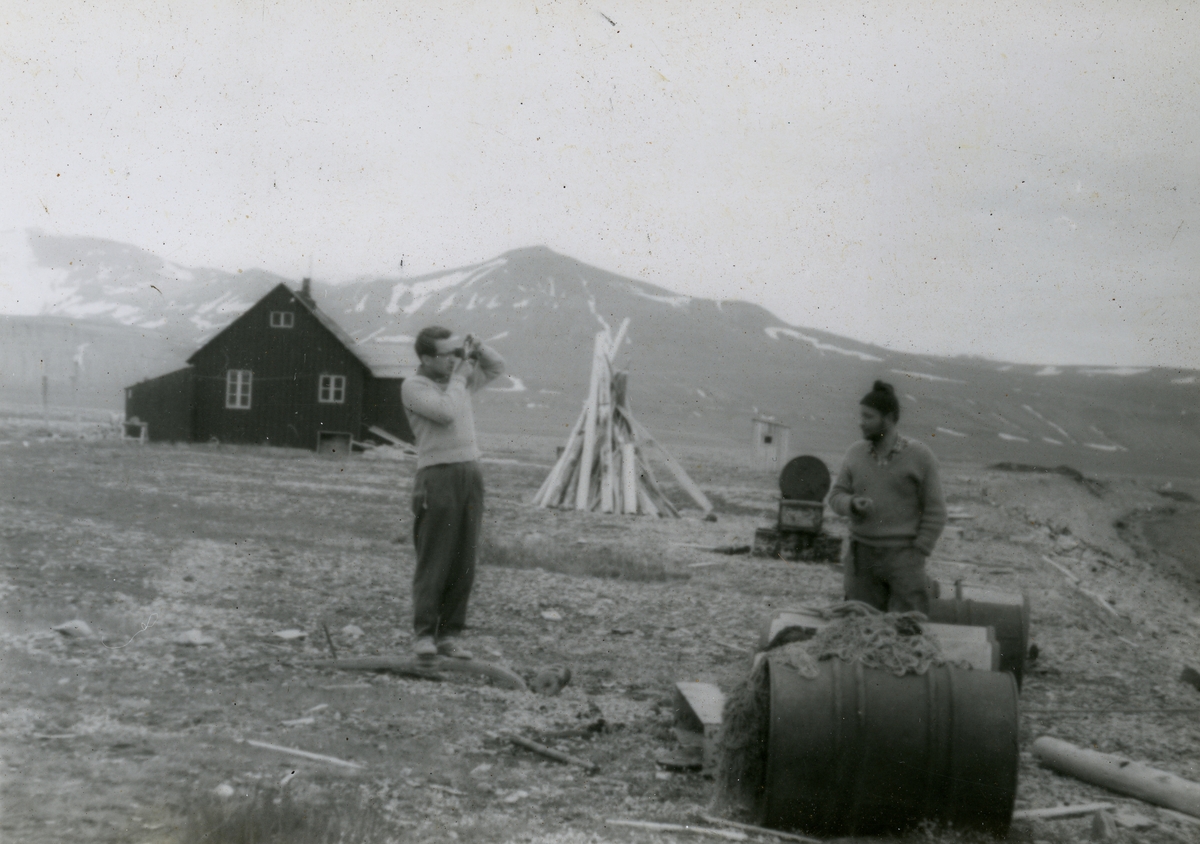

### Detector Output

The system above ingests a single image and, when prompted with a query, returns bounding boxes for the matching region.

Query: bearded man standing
[401,326,505,659]
[828,380,946,613]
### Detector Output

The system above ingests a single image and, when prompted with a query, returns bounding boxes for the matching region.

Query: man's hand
[850,496,874,518]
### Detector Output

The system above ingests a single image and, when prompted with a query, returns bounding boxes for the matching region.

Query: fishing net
[713,601,966,813]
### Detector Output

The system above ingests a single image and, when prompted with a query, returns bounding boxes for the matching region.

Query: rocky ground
[2,411,1200,844]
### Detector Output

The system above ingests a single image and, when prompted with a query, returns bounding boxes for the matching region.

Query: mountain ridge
[3,232,1198,476]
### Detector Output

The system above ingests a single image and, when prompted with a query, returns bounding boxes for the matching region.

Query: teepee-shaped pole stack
[533,319,713,518]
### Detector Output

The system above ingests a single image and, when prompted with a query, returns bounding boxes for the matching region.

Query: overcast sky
[2,1,1197,368]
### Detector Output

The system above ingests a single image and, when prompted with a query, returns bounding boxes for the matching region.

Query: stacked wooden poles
[533,321,713,518]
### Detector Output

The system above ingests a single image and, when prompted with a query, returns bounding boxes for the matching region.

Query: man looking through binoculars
[401,326,505,659]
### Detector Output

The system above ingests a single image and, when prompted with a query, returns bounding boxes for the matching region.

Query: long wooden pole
[535,405,587,506]
[1032,736,1200,818]
[575,332,607,510]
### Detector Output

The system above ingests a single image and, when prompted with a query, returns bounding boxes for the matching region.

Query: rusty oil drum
[926,580,1031,686]
[763,657,1019,837]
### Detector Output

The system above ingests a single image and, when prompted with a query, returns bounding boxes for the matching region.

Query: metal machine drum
[926,580,1031,687]
[763,658,1019,837]
[777,500,824,534]
[778,455,832,502]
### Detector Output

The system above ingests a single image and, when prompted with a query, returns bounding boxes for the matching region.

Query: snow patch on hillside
[936,427,967,438]
[1035,366,1062,376]
[158,262,194,282]
[1023,404,1075,443]
[764,327,884,362]
[1085,442,1127,452]
[627,283,690,308]
[1042,437,1063,445]
[998,432,1029,442]
[1171,376,1196,384]
[437,293,458,314]
[512,298,530,309]
[372,334,414,344]
[1080,367,1149,377]
[383,258,507,315]
[891,369,966,384]
[488,375,526,393]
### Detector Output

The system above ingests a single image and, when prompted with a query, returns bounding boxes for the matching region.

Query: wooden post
[1032,736,1200,818]
[535,406,587,506]
[575,333,608,510]
[622,443,638,514]
[598,358,614,513]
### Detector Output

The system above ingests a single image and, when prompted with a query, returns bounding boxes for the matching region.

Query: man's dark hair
[860,380,900,421]
[415,326,453,359]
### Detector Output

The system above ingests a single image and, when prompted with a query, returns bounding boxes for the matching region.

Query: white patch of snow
[996,364,1013,372]
[764,327,885,362]
[906,394,918,403]
[372,334,415,344]
[486,296,501,309]
[158,262,194,282]
[1080,367,1149,377]
[512,298,531,309]
[627,283,691,308]
[189,314,228,331]
[1042,437,1063,445]
[400,295,430,315]
[526,402,547,409]
[436,293,458,314]
[936,427,967,438]
[998,432,1029,442]
[1171,376,1196,384]
[488,375,526,393]
[1034,366,1061,376]
[465,293,479,311]
[354,294,369,312]
[891,369,966,384]
[1023,405,1075,443]
[139,318,167,329]
[538,389,561,395]
[1085,442,1127,452]
[487,331,509,342]
[696,388,707,399]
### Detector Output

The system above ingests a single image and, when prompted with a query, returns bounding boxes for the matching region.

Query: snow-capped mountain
[3,231,1198,475]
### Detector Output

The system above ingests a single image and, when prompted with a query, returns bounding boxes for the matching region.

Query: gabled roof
[187,282,415,379]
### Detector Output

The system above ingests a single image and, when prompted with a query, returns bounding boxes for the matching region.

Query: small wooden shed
[751,417,791,470]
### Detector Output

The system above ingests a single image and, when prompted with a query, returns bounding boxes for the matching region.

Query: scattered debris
[172,629,216,646]
[507,733,599,773]
[531,666,571,697]
[1032,736,1200,818]
[243,738,364,770]
[51,619,94,638]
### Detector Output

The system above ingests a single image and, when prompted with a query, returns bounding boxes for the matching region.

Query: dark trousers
[843,541,930,614]
[411,461,484,640]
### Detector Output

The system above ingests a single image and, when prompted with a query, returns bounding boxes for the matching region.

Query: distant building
[124,280,414,449]
[751,416,791,470]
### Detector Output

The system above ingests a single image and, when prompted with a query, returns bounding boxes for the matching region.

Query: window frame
[318,374,347,405]
[225,370,252,409]
[269,311,295,328]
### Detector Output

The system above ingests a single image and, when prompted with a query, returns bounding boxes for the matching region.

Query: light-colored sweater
[401,346,505,469]
[828,435,947,555]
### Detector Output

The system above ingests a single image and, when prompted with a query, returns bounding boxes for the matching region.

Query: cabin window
[226,370,252,409]
[269,311,295,328]
[318,374,346,404]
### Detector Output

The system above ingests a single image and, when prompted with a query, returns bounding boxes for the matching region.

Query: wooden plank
[608,317,631,361]
[367,424,407,447]
[599,380,614,513]
[244,739,364,770]
[636,485,660,518]
[623,410,713,515]
[699,815,823,844]
[575,333,608,510]
[675,682,726,727]
[621,443,638,514]
[535,406,587,506]
[1032,736,1200,818]
[605,819,746,841]
[1012,803,1116,821]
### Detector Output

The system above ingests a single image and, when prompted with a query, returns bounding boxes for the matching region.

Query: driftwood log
[1033,736,1200,818]
[311,657,528,692]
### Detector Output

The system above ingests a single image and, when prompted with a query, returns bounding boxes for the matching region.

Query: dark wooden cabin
[124,281,414,449]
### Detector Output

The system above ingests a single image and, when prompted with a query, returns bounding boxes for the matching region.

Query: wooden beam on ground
[1032,736,1200,818]
[312,656,528,692]
[575,333,608,510]
[699,814,822,843]
[507,734,599,773]
[605,819,746,841]
[1012,803,1117,821]
[244,739,364,770]
[367,425,410,448]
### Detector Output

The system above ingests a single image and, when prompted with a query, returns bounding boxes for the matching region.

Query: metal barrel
[763,657,1019,837]
[926,581,1030,686]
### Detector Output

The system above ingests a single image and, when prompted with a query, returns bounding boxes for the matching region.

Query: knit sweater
[828,435,947,555]
[401,346,505,469]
